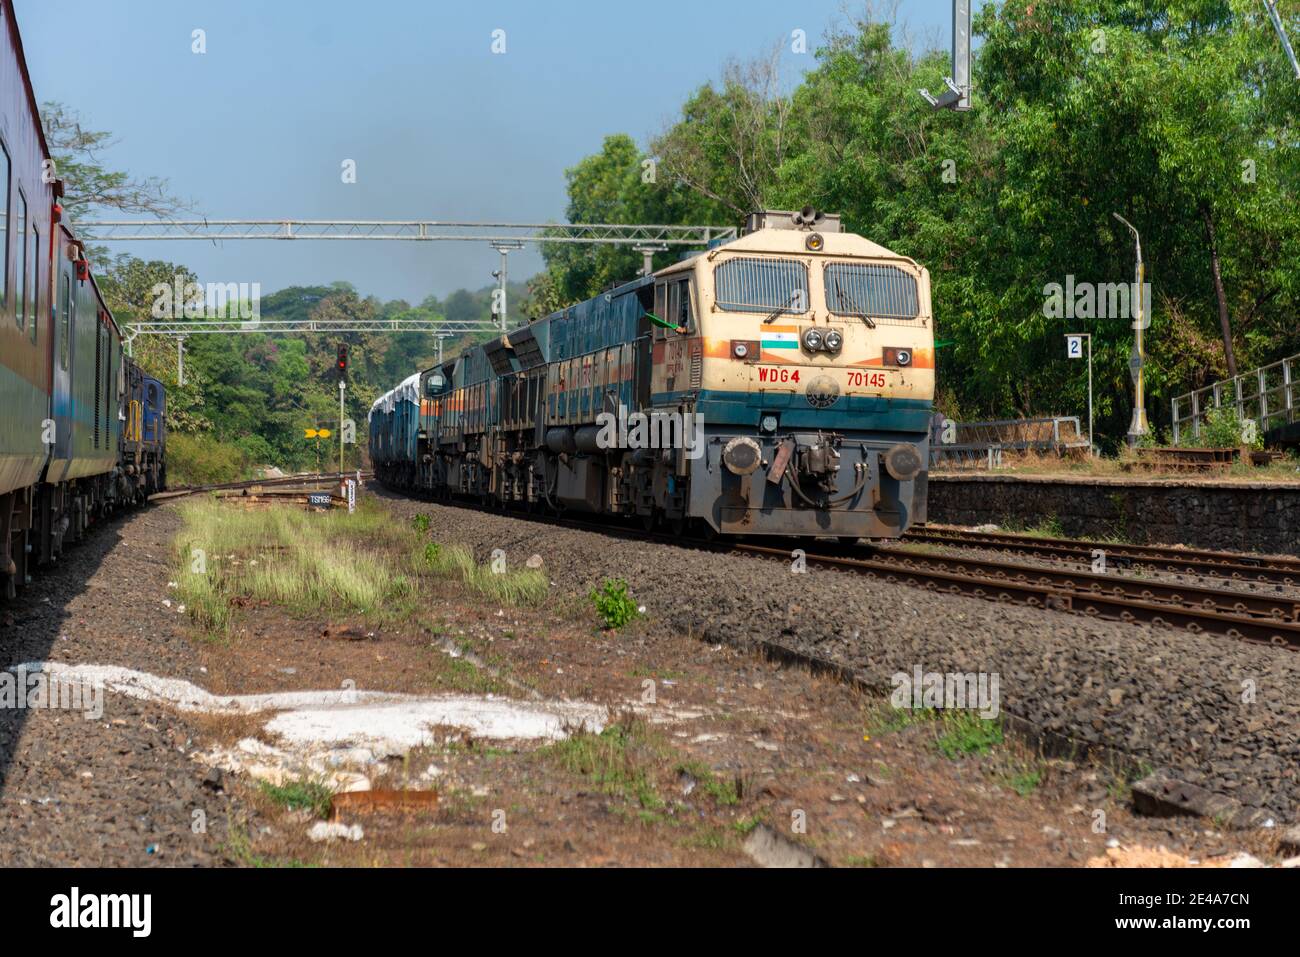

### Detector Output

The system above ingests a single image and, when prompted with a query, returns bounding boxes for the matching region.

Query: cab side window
[674,279,694,333]
[652,282,667,341]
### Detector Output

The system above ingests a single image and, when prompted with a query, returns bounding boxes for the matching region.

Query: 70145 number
[847,371,888,388]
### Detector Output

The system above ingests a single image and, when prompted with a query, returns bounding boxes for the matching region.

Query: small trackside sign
[308,493,333,508]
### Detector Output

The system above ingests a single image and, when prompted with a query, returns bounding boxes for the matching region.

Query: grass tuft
[420,541,548,605]
[933,710,1004,759]
[257,778,335,819]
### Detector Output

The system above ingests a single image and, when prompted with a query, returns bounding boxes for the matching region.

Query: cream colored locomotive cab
[653,224,935,406]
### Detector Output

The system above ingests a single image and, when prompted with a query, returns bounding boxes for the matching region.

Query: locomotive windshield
[714,257,808,313]
[824,262,920,320]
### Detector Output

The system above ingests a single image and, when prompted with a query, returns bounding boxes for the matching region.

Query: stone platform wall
[927,473,1300,554]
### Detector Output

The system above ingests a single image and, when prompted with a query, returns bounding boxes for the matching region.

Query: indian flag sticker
[760,328,799,350]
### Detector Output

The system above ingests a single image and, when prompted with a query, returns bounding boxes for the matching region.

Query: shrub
[167,432,251,486]
[1187,407,1262,450]
[411,514,431,534]
[590,578,640,630]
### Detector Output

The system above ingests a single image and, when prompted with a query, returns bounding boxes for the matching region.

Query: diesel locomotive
[0,0,166,600]
[371,208,934,539]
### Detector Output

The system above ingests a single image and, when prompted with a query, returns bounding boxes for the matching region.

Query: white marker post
[1066,333,1093,455]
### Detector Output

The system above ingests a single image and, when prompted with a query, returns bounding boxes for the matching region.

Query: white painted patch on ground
[9,662,408,714]
[264,697,606,751]
[12,661,608,792]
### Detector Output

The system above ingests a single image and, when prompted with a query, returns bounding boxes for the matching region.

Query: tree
[40,102,193,266]
[540,133,729,306]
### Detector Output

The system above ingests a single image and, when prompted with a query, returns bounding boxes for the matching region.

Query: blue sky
[15,0,962,304]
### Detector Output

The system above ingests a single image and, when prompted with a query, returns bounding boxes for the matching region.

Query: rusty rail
[734,543,1300,650]
[903,526,1300,586]
[150,471,372,502]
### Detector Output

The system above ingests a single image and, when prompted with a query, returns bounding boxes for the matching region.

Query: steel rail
[150,471,371,502]
[904,526,1300,585]
[733,543,1300,650]
[866,543,1300,621]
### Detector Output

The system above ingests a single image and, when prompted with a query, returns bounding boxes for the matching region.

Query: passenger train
[0,0,166,600]
[371,208,934,540]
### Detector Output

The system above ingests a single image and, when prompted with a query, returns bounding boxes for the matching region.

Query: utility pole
[177,337,186,386]
[920,0,972,110]
[1113,213,1148,445]
[490,241,524,331]
[339,380,346,476]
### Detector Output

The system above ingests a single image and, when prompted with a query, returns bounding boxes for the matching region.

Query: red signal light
[337,345,348,373]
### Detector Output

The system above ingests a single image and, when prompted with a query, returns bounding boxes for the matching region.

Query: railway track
[904,525,1300,586]
[151,471,372,502]
[384,489,1300,651]
[732,543,1300,651]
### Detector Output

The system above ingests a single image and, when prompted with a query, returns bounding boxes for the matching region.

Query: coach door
[50,260,76,469]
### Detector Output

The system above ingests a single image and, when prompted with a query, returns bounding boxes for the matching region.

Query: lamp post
[1113,212,1148,445]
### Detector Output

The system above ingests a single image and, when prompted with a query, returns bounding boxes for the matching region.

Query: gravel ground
[0,506,238,866]
[376,489,1300,824]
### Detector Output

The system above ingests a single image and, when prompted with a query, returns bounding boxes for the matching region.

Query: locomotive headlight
[761,415,778,433]
[733,342,748,358]
[823,330,843,353]
[803,328,824,352]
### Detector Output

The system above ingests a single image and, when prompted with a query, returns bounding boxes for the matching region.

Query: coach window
[59,273,71,370]
[1,138,10,313]
[17,190,28,331]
